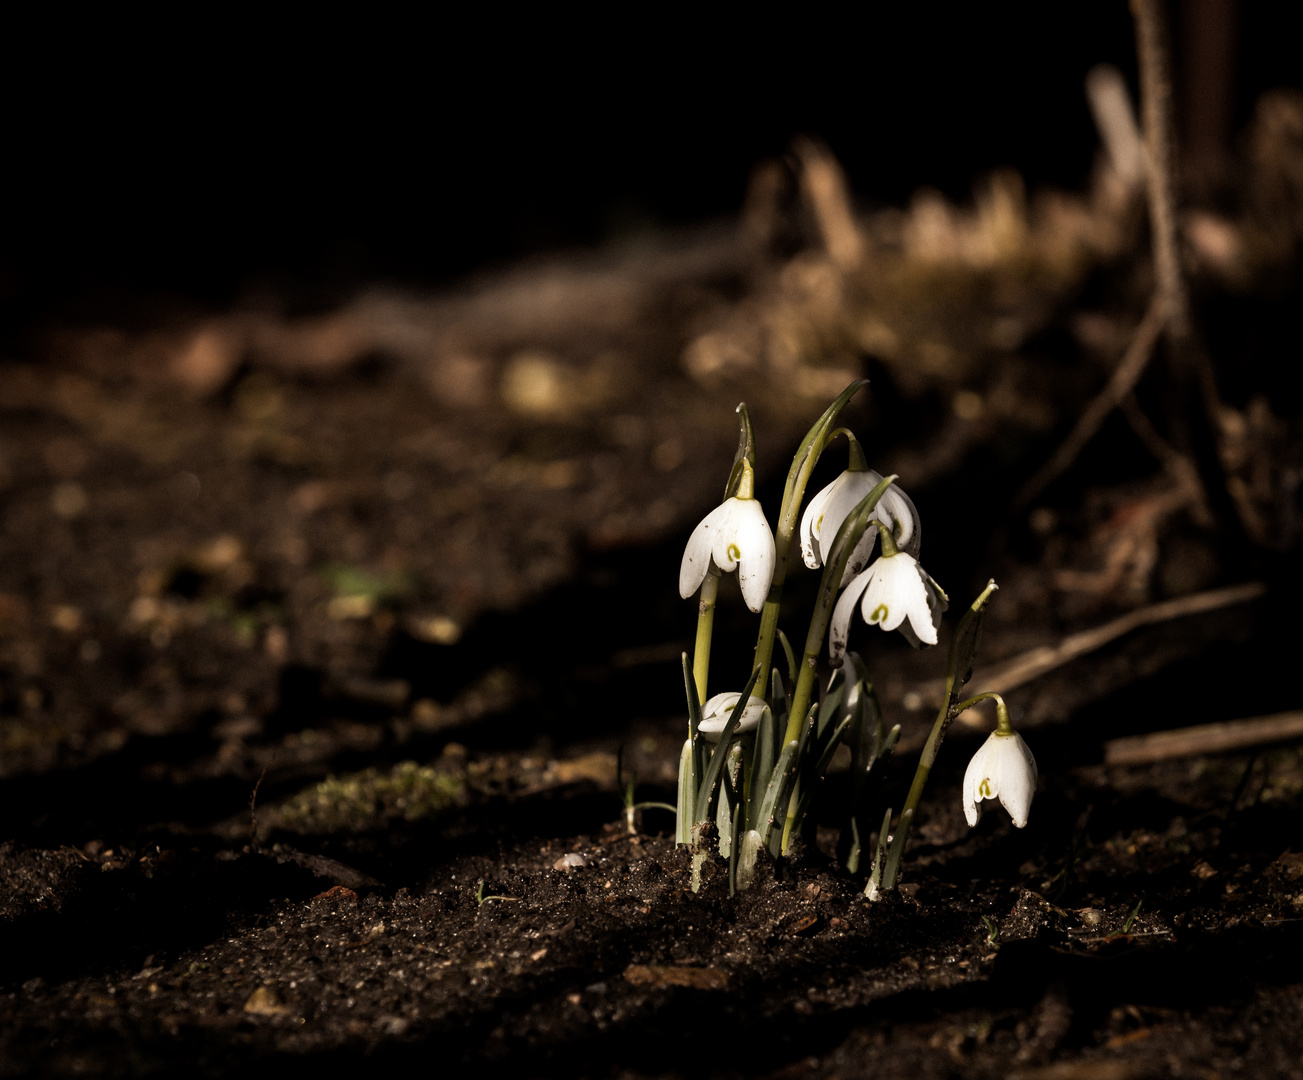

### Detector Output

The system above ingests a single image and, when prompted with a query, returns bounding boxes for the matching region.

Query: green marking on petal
[979,778,992,798]
[871,603,889,623]
[727,543,741,561]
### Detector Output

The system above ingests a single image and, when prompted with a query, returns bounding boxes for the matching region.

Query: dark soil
[3,175,1303,1076]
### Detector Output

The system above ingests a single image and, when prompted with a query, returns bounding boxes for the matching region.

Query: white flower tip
[699,692,769,740]
[799,497,826,570]
[961,730,1036,830]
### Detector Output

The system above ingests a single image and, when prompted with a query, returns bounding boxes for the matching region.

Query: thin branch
[968,581,1264,699]
[1132,0,1189,341]
[910,581,1265,721]
[249,765,268,853]
[1015,295,1167,508]
[793,137,865,273]
[1105,709,1303,765]
[1119,391,1212,524]
[1132,0,1247,544]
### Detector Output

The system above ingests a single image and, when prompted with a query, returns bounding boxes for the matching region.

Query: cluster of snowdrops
[673,382,1036,897]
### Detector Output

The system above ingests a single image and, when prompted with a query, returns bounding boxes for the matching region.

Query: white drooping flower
[800,469,921,584]
[679,497,776,613]
[698,692,769,742]
[962,730,1038,828]
[829,550,947,660]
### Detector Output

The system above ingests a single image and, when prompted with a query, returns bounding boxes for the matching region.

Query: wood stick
[970,581,1265,699]
[931,581,1265,727]
[1105,710,1303,765]
[1015,294,1167,508]
[1132,0,1190,340]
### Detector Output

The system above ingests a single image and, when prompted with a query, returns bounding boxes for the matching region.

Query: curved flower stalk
[698,692,769,742]
[801,468,921,584]
[679,485,776,615]
[962,697,1037,828]
[829,541,947,660]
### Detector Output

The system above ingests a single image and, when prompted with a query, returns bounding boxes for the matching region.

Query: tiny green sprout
[981,915,1000,946]
[1122,897,1143,933]
[617,745,676,835]
[475,879,518,906]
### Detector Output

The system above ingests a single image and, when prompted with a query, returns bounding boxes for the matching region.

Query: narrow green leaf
[769,668,789,756]
[683,651,706,783]
[867,806,892,898]
[790,714,853,834]
[777,629,798,695]
[847,816,863,875]
[723,402,758,499]
[881,807,914,890]
[675,738,696,845]
[728,800,743,897]
[682,652,703,742]
[747,701,778,831]
[879,723,901,757]
[756,738,800,853]
[945,580,999,703]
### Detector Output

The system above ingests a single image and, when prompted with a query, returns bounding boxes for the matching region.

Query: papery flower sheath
[698,692,769,742]
[800,469,921,583]
[829,551,947,660]
[679,497,776,613]
[962,730,1038,828]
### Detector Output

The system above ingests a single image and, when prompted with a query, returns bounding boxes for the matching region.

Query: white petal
[875,482,922,559]
[816,471,877,567]
[699,693,769,741]
[799,481,837,569]
[713,499,774,613]
[901,561,941,646]
[679,501,730,598]
[840,527,879,586]
[859,554,923,633]
[962,731,1037,829]
[962,736,997,826]
[828,568,872,664]
[997,732,1038,828]
[679,523,712,598]
[709,500,745,573]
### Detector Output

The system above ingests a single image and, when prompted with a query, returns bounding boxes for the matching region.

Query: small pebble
[554,853,587,871]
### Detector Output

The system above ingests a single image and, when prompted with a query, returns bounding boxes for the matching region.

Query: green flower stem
[828,428,869,472]
[752,380,868,700]
[876,520,898,558]
[692,569,721,705]
[779,475,898,852]
[953,692,1011,733]
[882,580,999,889]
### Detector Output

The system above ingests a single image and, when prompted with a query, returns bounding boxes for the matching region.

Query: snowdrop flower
[679,495,776,613]
[698,692,768,742]
[800,468,921,584]
[829,548,947,660]
[963,729,1037,828]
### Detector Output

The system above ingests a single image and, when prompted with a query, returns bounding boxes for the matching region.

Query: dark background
[2,2,1300,324]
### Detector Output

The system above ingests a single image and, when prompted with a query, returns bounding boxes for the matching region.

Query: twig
[1132,0,1189,341]
[1132,0,1247,546]
[1105,710,1303,765]
[1016,295,1167,508]
[249,765,268,853]
[793,137,865,273]
[1118,393,1210,523]
[946,581,1265,715]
